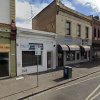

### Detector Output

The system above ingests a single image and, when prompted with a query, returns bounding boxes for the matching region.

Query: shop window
[66,51,75,61]
[22,51,42,67]
[77,53,79,60]
[81,51,87,60]
[77,25,81,37]
[66,22,71,35]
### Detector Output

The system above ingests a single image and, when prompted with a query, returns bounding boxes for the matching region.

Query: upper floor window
[86,27,89,38]
[94,27,96,37]
[66,22,71,35]
[98,29,100,38]
[77,25,81,37]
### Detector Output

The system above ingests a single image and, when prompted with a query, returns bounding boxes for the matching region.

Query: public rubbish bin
[63,66,72,79]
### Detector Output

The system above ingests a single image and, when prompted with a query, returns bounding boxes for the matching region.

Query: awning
[82,45,90,51]
[68,45,80,51]
[80,46,85,52]
[58,45,69,51]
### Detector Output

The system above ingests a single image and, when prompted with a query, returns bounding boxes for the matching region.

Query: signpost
[35,45,41,87]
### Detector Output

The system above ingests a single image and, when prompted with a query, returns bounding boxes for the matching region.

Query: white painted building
[16,27,57,76]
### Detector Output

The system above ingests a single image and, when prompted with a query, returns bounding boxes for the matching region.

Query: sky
[16,0,100,29]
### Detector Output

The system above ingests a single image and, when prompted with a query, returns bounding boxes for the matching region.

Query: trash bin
[63,66,72,79]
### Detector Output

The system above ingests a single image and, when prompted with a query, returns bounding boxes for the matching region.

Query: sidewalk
[0,59,100,100]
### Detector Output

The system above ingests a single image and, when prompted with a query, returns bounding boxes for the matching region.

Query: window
[66,22,71,35]
[77,53,79,60]
[22,51,42,67]
[94,28,96,37]
[98,29,100,38]
[86,27,89,38]
[77,25,81,37]
[66,51,75,61]
[81,51,87,60]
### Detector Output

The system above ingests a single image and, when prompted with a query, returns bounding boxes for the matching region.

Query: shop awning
[68,45,80,51]
[80,46,85,52]
[82,45,90,51]
[58,45,69,51]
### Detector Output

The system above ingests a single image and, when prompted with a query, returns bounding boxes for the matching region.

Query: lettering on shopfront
[0,44,10,51]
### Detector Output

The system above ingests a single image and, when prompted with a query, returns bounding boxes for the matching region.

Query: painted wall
[0,0,11,24]
[56,11,92,41]
[16,33,56,76]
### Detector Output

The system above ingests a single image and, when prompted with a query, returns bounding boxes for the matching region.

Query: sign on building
[35,45,41,55]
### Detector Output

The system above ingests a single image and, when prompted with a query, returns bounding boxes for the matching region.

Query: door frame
[47,51,53,69]
[0,52,10,78]
[58,51,63,67]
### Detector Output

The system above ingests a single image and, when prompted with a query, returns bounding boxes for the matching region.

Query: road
[26,72,100,100]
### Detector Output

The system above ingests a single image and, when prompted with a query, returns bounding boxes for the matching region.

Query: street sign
[35,45,41,55]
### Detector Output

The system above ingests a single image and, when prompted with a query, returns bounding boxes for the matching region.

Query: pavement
[0,58,100,100]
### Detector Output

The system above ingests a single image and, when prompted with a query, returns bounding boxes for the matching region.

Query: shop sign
[82,39,88,45]
[20,43,43,50]
[65,37,73,42]
[29,43,43,50]
[35,45,41,55]
[0,44,10,51]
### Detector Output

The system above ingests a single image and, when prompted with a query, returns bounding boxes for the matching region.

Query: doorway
[58,52,63,67]
[47,52,52,69]
[0,53,9,77]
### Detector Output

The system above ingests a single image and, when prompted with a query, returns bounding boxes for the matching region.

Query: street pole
[37,55,39,87]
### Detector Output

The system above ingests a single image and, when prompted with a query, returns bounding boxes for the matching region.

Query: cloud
[16,0,75,29]
[74,0,100,13]
[16,0,48,29]
[61,0,75,10]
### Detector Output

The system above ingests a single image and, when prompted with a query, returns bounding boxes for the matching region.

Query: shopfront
[0,44,10,77]
[58,44,90,66]
[16,27,56,76]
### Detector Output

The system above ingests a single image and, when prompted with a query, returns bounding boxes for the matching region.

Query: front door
[58,52,63,67]
[0,53,9,77]
[47,52,52,69]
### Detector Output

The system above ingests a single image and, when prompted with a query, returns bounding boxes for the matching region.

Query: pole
[37,55,39,87]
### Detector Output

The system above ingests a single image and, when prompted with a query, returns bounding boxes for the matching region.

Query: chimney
[94,15,99,20]
[55,0,59,5]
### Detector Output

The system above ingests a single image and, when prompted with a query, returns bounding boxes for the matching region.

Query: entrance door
[0,53,9,77]
[58,52,63,67]
[47,52,52,69]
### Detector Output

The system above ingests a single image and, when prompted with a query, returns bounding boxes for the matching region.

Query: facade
[32,0,92,66]
[92,16,100,58]
[0,0,16,77]
[16,27,56,76]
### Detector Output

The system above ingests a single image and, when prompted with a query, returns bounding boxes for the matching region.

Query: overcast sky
[16,0,100,29]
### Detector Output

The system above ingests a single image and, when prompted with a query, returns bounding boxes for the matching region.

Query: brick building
[32,0,92,66]
[92,16,100,58]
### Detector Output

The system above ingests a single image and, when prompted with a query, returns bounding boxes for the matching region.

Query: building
[16,27,56,76]
[0,0,16,77]
[92,16,100,59]
[32,0,92,66]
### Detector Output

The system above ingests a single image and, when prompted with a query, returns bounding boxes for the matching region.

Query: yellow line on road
[56,75,100,90]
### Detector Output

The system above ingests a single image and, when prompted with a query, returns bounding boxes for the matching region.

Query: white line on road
[89,92,100,100]
[56,75,100,90]
[85,84,100,100]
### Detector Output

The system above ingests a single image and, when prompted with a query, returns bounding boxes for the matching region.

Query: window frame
[77,24,81,37]
[66,21,71,35]
[86,27,89,38]
[22,51,42,67]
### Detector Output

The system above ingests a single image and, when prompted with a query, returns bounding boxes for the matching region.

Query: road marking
[90,92,100,100]
[85,84,100,100]
[56,75,100,90]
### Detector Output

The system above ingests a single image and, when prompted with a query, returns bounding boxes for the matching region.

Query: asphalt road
[26,72,100,100]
